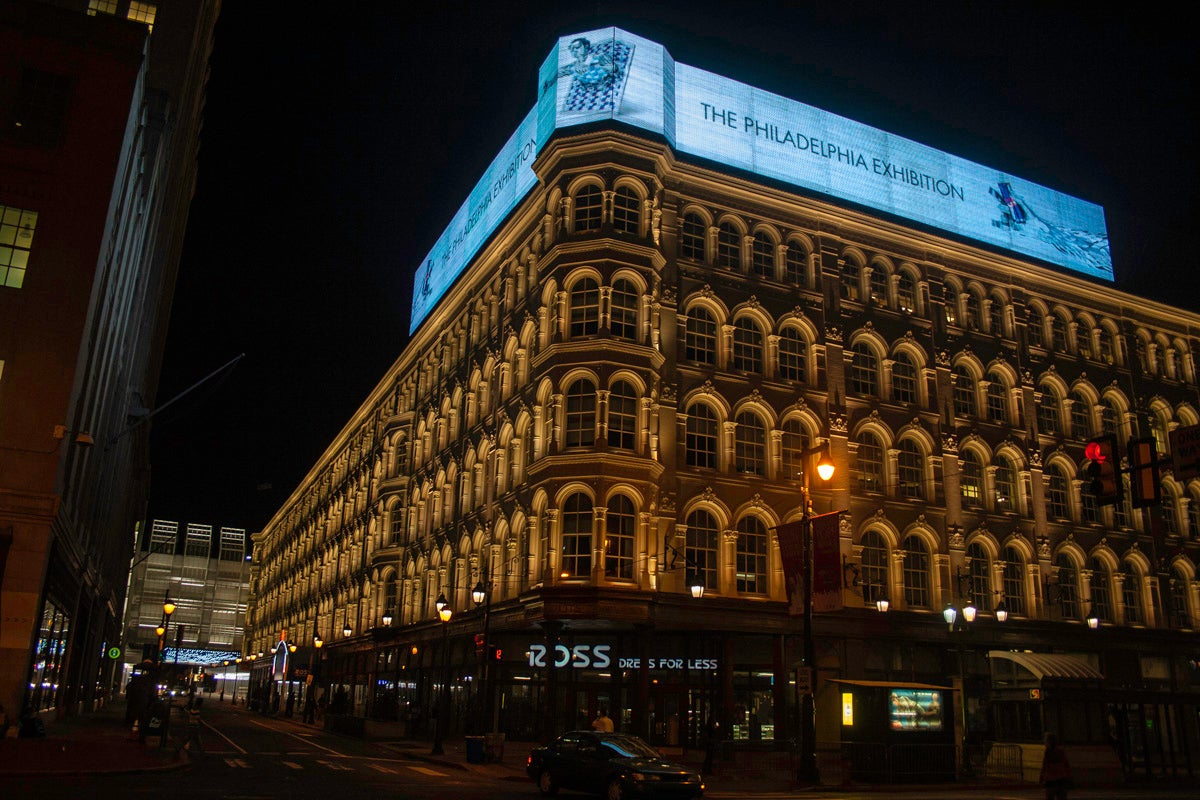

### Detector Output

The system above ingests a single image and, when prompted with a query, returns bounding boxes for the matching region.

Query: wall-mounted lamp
[1085,605,1100,630]
[52,425,95,447]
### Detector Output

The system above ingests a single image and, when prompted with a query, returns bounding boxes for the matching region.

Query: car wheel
[606,777,625,800]
[537,770,559,796]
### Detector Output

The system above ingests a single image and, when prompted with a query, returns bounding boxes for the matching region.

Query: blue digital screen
[889,689,944,731]
[410,27,1111,333]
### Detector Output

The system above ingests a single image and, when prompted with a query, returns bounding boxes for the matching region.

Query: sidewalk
[0,700,187,776]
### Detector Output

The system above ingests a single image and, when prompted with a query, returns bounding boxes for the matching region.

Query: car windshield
[600,735,660,759]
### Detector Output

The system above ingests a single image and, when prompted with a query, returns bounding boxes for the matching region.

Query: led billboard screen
[410,27,1111,333]
[889,689,944,732]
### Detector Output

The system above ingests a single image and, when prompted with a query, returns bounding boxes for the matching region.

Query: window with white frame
[734,411,766,476]
[1002,547,1026,616]
[573,184,603,233]
[607,381,638,450]
[732,318,763,373]
[605,495,636,580]
[569,278,600,336]
[612,186,640,234]
[902,537,930,608]
[685,510,720,594]
[610,279,639,341]
[561,493,593,578]
[777,328,807,382]
[564,379,596,448]
[750,232,774,278]
[716,222,740,270]
[685,403,719,469]
[735,516,768,594]
[897,440,924,499]
[685,307,718,365]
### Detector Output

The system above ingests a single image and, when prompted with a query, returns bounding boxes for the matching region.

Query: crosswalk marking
[283,761,303,770]
[407,765,447,776]
[368,763,399,774]
[317,759,354,772]
[224,758,251,768]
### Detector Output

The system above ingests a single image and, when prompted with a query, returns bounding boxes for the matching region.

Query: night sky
[146,2,1199,531]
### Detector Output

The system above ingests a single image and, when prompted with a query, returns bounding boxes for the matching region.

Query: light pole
[798,444,834,786]
[232,657,242,704]
[472,576,492,734]
[431,602,453,755]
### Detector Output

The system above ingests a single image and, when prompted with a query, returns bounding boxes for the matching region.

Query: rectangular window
[87,0,119,14]
[0,206,38,288]
[126,2,157,30]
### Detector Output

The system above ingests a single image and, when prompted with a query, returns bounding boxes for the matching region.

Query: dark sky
[146,2,1199,531]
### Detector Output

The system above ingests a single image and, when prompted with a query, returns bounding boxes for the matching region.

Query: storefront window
[731,671,774,741]
[27,598,71,712]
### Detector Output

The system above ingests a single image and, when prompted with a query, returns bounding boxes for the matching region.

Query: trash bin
[484,732,506,762]
[465,735,486,764]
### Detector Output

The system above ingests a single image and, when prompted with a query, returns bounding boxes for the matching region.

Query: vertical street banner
[811,512,844,612]
[776,520,806,615]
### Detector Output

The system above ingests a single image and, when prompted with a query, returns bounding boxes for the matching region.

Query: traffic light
[1084,435,1122,506]
[488,645,502,661]
[1127,437,1162,509]
[474,633,486,656]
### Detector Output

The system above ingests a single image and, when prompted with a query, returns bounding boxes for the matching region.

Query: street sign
[1170,425,1200,480]
[107,646,121,659]
[796,666,813,694]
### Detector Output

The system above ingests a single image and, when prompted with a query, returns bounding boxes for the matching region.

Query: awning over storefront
[830,679,953,691]
[988,650,1104,681]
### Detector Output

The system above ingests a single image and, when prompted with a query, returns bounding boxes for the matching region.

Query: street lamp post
[472,576,492,734]
[431,603,453,755]
[798,444,834,786]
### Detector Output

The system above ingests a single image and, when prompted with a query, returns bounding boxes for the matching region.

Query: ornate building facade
[247,29,1200,778]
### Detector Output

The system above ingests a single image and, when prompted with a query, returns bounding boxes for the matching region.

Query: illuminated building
[248,28,1199,776]
[0,1,219,722]
[120,520,250,689]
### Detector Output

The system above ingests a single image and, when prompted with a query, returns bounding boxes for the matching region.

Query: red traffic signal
[1085,435,1122,506]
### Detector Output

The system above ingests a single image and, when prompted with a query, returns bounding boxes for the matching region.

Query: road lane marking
[248,719,348,756]
[317,759,354,771]
[282,761,303,770]
[224,758,251,768]
[407,766,448,776]
[206,721,248,754]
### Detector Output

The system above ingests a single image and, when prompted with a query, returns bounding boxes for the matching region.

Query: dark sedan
[527,731,705,800]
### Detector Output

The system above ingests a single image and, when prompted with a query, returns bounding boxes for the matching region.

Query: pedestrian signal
[1084,435,1122,506]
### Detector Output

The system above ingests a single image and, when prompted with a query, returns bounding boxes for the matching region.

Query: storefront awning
[988,650,1104,681]
[830,679,953,691]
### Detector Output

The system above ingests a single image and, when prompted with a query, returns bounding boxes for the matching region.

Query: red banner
[776,520,806,615]
[811,512,844,612]
[776,513,843,614]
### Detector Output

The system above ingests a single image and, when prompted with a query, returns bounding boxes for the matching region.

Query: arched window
[943,285,959,325]
[1046,463,1070,520]
[564,379,596,448]
[850,343,879,396]
[607,381,638,450]
[778,327,807,382]
[732,318,763,372]
[1081,482,1100,523]
[988,296,1006,335]
[685,307,717,365]
[966,543,992,612]
[1069,392,1091,439]
[574,184,603,233]
[685,403,719,469]
[1160,490,1180,537]
[680,213,706,261]
[1037,390,1062,435]
[735,516,769,594]
[840,260,861,300]
[1055,554,1080,620]
[1027,307,1045,347]
[569,278,600,336]
[751,232,775,278]
[1169,569,1191,628]
[861,531,889,606]
[784,242,808,286]
[898,440,924,499]
[1100,398,1119,437]
[561,493,593,577]
[780,420,810,482]
[986,375,1009,424]
[902,536,931,609]
[953,366,977,417]
[610,279,639,341]
[896,271,916,313]
[685,510,720,595]
[960,450,983,508]
[855,431,884,492]
[1050,314,1068,351]
[716,222,741,270]
[1088,558,1112,622]
[1002,547,1026,616]
[994,455,1018,512]
[869,267,888,307]
[612,186,640,234]
[1188,489,1200,539]
[964,292,980,329]
[734,411,767,476]
[605,495,636,580]
[1121,563,1143,625]
[1098,328,1116,364]
[891,352,917,404]
[1077,324,1093,359]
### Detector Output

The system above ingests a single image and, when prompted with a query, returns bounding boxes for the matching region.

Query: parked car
[527,731,705,800]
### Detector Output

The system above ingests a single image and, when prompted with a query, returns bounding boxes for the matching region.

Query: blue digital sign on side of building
[409,27,1111,334]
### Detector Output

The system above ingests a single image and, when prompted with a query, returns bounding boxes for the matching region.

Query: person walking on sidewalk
[592,708,614,733]
[181,697,204,753]
[1039,732,1072,800]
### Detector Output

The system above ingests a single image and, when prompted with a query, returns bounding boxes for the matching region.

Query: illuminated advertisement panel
[889,689,944,731]
[410,27,1111,333]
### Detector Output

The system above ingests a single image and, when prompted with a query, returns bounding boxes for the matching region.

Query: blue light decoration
[409,27,1111,334]
[161,647,240,665]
